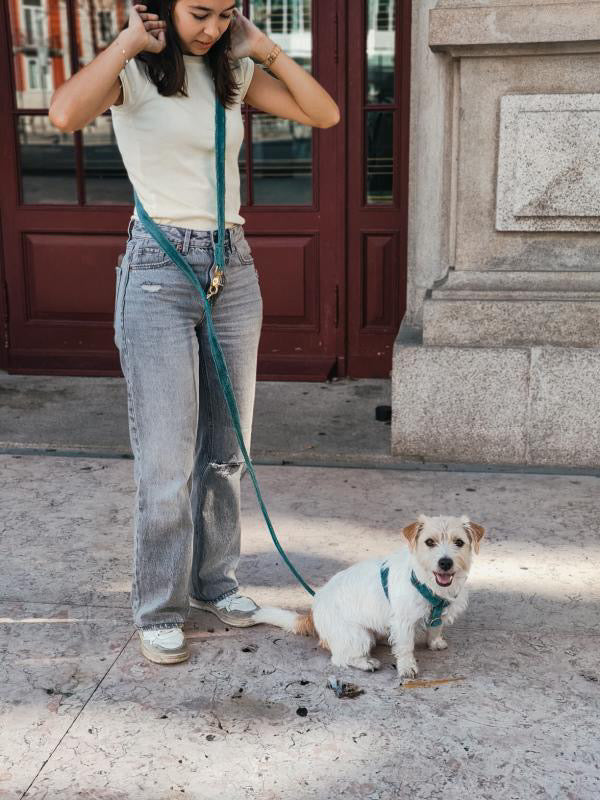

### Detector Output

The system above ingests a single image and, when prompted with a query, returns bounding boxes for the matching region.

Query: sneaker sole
[189,598,259,628]
[139,636,190,665]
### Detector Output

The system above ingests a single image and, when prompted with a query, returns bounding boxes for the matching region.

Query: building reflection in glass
[366,0,395,203]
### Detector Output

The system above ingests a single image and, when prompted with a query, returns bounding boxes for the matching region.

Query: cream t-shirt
[110,53,255,230]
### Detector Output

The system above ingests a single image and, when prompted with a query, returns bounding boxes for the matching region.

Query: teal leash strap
[214,97,226,268]
[130,98,315,598]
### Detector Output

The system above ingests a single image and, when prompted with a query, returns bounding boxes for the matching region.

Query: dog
[253,514,484,679]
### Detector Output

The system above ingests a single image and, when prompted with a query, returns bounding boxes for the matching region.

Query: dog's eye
[455,539,465,548]
[425,538,436,548]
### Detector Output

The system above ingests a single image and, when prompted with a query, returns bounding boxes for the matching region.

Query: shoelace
[144,627,184,645]
[218,594,256,612]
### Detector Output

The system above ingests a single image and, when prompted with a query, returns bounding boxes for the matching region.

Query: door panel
[242,0,341,379]
[346,0,410,377]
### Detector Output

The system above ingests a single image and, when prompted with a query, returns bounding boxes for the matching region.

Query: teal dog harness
[131,93,315,597]
[380,562,450,627]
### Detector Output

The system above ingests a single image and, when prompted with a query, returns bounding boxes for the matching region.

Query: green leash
[132,94,315,597]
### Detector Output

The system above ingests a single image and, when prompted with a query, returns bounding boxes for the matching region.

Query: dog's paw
[348,655,381,672]
[396,660,418,679]
[428,637,448,651]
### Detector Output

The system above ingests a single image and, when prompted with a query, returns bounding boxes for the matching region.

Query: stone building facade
[392,0,600,468]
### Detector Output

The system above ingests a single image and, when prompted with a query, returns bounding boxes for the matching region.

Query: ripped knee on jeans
[209,460,244,477]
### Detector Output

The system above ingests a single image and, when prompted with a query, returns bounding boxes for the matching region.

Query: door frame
[0,0,12,372]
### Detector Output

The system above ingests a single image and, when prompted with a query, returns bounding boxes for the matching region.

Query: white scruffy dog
[253,515,484,679]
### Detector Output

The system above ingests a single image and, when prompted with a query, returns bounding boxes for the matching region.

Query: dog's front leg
[389,617,418,680]
[427,623,448,651]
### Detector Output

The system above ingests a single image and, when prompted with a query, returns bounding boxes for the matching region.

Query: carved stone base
[391,322,600,468]
[423,271,600,347]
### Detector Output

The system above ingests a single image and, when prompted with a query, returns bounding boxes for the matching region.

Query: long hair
[118,0,240,108]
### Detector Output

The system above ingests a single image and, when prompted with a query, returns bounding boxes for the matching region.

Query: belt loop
[126,217,134,242]
[182,228,192,254]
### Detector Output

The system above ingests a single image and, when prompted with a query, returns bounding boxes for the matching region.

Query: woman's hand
[125,4,167,55]
[228,8,272,62]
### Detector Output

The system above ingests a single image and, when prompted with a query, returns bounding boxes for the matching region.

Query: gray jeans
[114,218,263,630]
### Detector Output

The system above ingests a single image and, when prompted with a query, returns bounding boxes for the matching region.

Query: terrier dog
[253,515,484,679]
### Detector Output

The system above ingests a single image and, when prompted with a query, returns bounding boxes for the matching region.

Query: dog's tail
[253,606,316,637]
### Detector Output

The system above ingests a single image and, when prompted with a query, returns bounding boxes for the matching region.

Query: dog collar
[380,561,390,600]
[410,571,450,627]
[379,563,450,627]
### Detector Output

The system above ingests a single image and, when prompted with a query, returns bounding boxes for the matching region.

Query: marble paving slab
[17,625,600,800]
[0,455,599,798]
[0,602,133,799]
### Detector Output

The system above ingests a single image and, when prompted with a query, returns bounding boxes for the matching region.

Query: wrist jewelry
[116,35,130,69]
[261,43,282,70]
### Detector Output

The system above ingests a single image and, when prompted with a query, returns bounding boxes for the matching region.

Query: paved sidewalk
[0,372,394,467]
[1,453,599,799]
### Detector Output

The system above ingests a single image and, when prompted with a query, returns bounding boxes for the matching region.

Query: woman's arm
[48,4,165,133]
[232,14,340,129]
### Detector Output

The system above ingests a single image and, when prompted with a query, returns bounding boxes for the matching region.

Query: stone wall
[392,0,600,468]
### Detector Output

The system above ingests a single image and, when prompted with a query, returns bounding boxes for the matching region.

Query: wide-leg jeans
[114,218,263,630]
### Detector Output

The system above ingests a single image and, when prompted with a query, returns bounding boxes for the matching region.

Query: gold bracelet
[261,43,282,70]
[116,35,130,69]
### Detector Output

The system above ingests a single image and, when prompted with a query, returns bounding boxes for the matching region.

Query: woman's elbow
[49,93,76,133]
[48,106,71,133]
[319,108,341,129]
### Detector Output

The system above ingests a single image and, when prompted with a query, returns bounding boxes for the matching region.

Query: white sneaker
[189,593,260,627]
[138,626,190,664]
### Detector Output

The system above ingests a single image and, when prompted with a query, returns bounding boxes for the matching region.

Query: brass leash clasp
[206,268,225,301]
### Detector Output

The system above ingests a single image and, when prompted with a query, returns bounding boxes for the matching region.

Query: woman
[49,0,339,665]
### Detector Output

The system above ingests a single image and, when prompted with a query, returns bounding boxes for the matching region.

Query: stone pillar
[391,0,600,468]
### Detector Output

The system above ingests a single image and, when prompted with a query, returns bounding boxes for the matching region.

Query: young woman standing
[49,0,339,664]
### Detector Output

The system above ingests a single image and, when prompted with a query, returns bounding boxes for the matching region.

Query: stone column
[392,0,600,468]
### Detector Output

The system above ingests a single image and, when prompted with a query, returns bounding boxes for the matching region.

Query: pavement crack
[18,629,136,799]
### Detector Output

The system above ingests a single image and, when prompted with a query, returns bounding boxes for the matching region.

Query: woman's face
[172,0,236,56]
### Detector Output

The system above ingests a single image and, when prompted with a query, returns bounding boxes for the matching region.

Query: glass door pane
[82,119,133,205]
[247,0,314,205]
[251,114,312,205]
[17,115,78,203]
[74,0,132,70]
[76,1,133,204]
[9,0,72,109]
[364,0,396,205]
[366,110,393,204]
[250,0,312,72]
[366,0,396,103]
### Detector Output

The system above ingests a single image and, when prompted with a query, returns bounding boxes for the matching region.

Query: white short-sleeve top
[110,54,255,231]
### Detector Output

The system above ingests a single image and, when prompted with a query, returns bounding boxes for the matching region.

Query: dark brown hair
[118,0,240,108]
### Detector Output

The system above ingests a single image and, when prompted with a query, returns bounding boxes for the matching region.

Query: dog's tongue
[435,572,453,586]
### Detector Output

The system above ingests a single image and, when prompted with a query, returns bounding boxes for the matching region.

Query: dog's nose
[438,557,453,572]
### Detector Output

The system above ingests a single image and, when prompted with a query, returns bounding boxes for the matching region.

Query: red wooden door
[346,0,410,377]
[0,0,409,380]
[239,0,343,380]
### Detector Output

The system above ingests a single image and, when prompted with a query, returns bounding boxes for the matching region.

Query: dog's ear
[462,520,485,554]
[403,520,423,550]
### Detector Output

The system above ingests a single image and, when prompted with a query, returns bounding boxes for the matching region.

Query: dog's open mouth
[434,571,454,587]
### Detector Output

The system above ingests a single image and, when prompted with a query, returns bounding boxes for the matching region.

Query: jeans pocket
[132,241,183,269]
[234,236,254,265]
